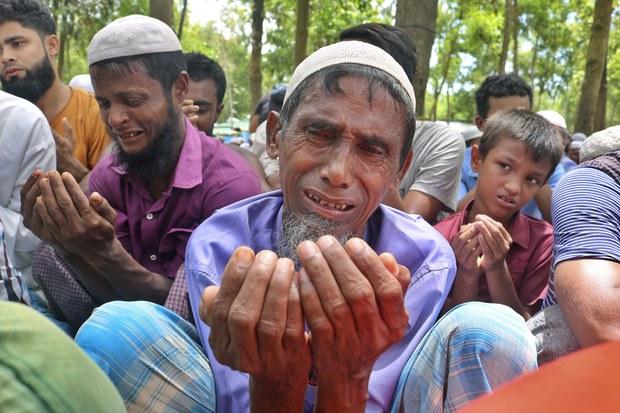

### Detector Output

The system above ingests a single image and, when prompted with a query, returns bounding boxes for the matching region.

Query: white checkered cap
[87,15,181,65]
[283,40,416,113]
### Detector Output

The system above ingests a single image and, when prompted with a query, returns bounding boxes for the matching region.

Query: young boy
[435,109,563,319]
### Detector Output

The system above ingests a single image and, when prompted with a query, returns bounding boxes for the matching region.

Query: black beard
[2,55,55,103]
[113,105,183,182]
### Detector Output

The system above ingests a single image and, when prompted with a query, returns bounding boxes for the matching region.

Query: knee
[75,301,160,374]
[439,302,537,367]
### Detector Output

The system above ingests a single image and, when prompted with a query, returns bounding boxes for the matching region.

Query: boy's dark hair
[185,52,227,104]
[475,74,533,119]
[0,0,56,37]
[268,84,287,113]
[339,23,417,82]
[479,109,563,180]
[90,51,186,100]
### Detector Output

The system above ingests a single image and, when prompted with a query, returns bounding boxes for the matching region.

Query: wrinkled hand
[200,247,311,390]
[27,171,116,255]
[52,117,78,173]
[451,223,482,277]
[182,99,199,126]
[297,236,410,386]
[474,214,512,272]
[20,170,54,242]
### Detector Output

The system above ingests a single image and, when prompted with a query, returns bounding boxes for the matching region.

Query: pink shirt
[89,119,261,278]
[434,204,552,305]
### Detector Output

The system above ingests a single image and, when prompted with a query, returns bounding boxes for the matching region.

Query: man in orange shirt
[0,0,109,182]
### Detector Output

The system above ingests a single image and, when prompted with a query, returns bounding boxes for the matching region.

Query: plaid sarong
[76,301,215,413]
[391,302,537,412]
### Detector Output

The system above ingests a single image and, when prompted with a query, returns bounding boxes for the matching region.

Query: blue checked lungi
[76,301,536,413]
[390,302,538,412]
[76,301,215,413]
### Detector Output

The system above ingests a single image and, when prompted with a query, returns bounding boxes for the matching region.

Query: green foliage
[52,0,620,127]
[428,0,620,129]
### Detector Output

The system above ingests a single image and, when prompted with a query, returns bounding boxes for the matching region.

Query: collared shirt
[434,201,552,305]
[185,192,456,413]
[89,119,261,278]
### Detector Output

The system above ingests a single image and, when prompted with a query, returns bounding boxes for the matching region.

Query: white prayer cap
[87,15,181,66]
[537,110,567,130]
[284,40,415,112]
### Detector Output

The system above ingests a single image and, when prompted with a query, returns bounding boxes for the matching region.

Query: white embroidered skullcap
[87,15,181,66]
[284,40,416,112]
[537,110,567,130]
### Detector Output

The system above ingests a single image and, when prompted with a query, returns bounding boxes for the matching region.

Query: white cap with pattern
[283,40,416,112]
[87,15,181,66]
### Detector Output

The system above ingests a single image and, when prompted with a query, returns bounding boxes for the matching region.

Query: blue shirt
[185,191,456,413]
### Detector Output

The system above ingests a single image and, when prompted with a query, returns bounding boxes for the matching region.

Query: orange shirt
[50,87,109,170]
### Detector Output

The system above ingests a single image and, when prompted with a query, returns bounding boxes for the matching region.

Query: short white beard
[277,210,352,267]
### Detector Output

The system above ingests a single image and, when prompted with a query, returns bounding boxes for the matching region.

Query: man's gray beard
[277,209,353,267]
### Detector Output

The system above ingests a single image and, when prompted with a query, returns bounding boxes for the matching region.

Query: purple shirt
[186,192,456,413]
[89,119,261,278]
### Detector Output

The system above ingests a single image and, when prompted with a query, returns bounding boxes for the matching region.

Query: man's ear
[471,144,483,172]
[474,114,485,131]
[214,102,224,123]
[44,34,60,60]
[172,71,189,104]
[266,111,282,159]
[396,149,413,184]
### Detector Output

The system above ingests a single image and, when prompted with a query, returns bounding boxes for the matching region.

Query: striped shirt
[0,219,30,304]
[543,167,620,307]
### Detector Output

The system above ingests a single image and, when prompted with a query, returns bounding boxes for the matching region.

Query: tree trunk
[249,0,265,112]
[149,0,173,27]
[431,36,455,120]
[529,35,538,84]
[178,0,188,39]
[396,0,439,118]
[497,0,512,74]
[512,0,519,75]
[294,0,310,65]
[574,0,613,134]
[594,52,608,131]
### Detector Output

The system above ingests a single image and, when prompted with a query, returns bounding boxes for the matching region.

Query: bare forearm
[58,157,89,183]
[535,185,552,223]
[314,376,369,413]
[250,377,306,413]
[486,262,530,319]
[59,250,120,303]
[449,270,481,309]
[400,190,444,223]
[556,260,620,347]
[79,239,172,303]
